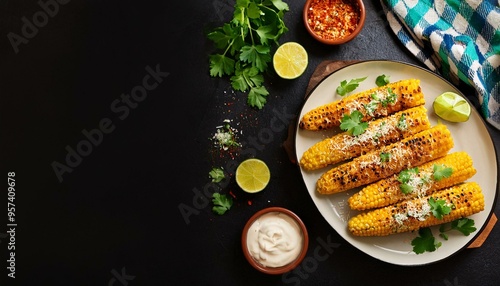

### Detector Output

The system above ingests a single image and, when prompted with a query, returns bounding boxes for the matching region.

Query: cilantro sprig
[375,74,390,86]
[336,77,367,96]
[439,218,477,240]
[212,193,233,215]
[411,227,442,254]
[340,110,368,136]
[209,167,226,183]
[433,164,453,181]
[380,152,391,163]
[429,197,453,220]
[207,0,289,109]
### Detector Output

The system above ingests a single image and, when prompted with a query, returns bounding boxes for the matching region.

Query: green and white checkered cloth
[381,0,500,129]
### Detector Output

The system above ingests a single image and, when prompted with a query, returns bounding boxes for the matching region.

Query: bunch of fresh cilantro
[207,0,289,109]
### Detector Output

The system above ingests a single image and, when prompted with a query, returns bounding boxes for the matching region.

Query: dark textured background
[1,0,499,285]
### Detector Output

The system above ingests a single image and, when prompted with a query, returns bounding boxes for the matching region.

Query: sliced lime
[433,92,471,123]
[235,158,270,193]
[273,42,308,80]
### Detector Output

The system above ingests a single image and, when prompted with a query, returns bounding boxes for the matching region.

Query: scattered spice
[229,190,237,199]
[307,0,360,40]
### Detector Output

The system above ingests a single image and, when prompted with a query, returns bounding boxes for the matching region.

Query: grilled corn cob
[299,79,425,131]
[348,151,476,210]
[300,105,431,170]
[348,182,485,236]
[316,124,453,195]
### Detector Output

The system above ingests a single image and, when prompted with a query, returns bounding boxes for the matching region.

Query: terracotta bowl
[303,0,366,45]
[241,207,309,275]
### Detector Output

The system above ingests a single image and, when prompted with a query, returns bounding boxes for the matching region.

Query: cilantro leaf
[212,193,233,215]
[209,54,235,77]
[396,113,407,130]
[375,74,390,86]
[209,167,226,183]
[255,25,275,45]
[230,73,248,92]
[271,0,289,11]
[439,218,477,240]
[239,45,271,72]
[400,184,414,195]
[438,228,449,240]
[247,86,268,109]
[398,167,419,184]
[339,110,369,136]
[429,197,452,220]
[397,167,419,194]
[433,164,453,181]
[336,77,367,96]
[411,227,441,254]
[207,23,237,50]
[380,152,391,163]
[247,1,261,19]
[451,218,477,236]
[230,65,263,92]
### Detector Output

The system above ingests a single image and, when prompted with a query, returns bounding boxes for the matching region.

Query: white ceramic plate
[295,60,498,266]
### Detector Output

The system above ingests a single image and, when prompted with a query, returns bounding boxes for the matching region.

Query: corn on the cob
[299,79,425,131]
[300,106,431,171]
[316,124,454,195]
[348,151,476,210]
[348,182,485,236]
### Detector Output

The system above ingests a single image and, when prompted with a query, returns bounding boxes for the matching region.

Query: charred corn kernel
[299,79,425,131]
[348,151,476,210]
[348,182,485,236]
[316,124,453,195]
[300,106,431,171]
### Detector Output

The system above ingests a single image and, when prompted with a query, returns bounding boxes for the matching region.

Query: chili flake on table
[306,0,360,40]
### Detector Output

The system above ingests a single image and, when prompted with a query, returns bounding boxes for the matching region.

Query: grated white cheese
[212,119,241,151]
[406,170,433,197]
[393,213,408,225]
[406,198,431,221]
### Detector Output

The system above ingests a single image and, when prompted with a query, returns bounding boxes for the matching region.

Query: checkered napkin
[381,0,500,129]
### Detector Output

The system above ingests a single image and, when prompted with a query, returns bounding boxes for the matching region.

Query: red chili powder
[307,0,360,40]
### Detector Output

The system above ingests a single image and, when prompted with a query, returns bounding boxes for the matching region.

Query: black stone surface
[1,0,499,285]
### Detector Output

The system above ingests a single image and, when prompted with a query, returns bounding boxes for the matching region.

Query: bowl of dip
[242,207,309,275]
[303,0,366,45]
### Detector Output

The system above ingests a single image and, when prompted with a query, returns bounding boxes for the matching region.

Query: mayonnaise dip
[246,211,303,268]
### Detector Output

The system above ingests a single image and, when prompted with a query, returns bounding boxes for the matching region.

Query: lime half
[273,42,308,79]
[433,92,471,123]
[235,158,270,193]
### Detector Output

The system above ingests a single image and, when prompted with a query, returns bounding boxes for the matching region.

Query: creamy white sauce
[246,212,303,268]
